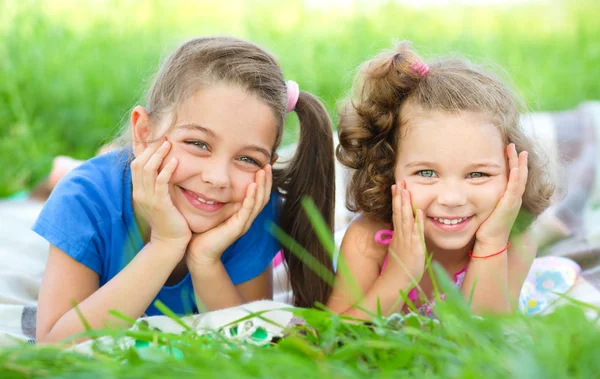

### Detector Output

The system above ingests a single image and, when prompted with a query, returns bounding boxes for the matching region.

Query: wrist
[188,257,222,277]
[148,237,189,261]
[472,240,510,258]
[150,233,190,249]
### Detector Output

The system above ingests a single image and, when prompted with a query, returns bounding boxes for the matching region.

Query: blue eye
[468,172,488,179]
[239,156,261,166]
[417,170,437,178]
[186,140,208,150]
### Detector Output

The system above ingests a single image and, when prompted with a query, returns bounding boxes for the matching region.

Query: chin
[184,215,224,234]
[426,233,476,252]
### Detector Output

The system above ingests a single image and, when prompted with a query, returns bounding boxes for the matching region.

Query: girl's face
[144,84,278,233]
[394,107,508,252]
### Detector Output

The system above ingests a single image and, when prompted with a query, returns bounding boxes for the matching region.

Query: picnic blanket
[524,101,600,289]
[2,101,600,347]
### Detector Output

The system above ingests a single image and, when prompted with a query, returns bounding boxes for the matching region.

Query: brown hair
[118,36,335,308]
[337,42,554,225]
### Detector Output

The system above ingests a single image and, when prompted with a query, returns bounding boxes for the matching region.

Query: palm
[476,144,528,245]
[186,166,272,267]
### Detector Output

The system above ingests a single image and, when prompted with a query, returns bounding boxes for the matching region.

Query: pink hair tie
[286,80,300,113]
[374,229,394,245]
[410,61,429,77]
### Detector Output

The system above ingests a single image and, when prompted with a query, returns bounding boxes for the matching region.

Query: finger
[391,183,402,234]
[137,138,165,167]
[143,140,171,195]
[263,164,273,207]
[517,151,529,195]
[502,166,520,204]
[412,209,425,249]
[401,188,415,240]
[247,169,266,228]
[507,143,519,171]
[155,157,178,200]
[234,182,257,233]
[132,138,164,190]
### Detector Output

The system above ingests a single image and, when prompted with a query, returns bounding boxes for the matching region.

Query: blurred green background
[1,0,599,197]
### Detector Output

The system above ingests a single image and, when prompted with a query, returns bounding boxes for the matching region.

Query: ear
[131,106,152,157]
[270,152,279,165]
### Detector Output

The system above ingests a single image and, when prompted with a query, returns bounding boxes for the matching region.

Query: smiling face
[394,105,508,253]
[148,83,278,233]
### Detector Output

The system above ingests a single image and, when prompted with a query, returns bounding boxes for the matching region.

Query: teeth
[433,217,467,225]
[194,195,216,205]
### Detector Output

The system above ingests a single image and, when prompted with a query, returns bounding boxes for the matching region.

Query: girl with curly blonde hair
[327,42,562,317]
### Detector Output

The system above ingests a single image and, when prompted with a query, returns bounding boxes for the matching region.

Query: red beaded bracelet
[469,242,511,259]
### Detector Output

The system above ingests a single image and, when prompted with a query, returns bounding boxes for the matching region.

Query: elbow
[470,299,512,316]
[35,327,56,344]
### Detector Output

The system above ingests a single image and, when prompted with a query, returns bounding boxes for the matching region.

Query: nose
[201,158,230,188]
[436,180,467,207]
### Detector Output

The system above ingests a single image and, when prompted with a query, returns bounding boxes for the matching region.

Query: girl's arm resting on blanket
[326,219,412,319]
[507,231,537,308]
[189,262,273,312]
[36,241,184,344]
[329,270,413,319]
[461,242,510,314]
[462,231,537,315]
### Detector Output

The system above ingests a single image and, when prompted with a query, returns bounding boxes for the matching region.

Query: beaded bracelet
[469,242,511,259]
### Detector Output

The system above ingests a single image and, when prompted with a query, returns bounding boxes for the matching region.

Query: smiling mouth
[431,217,471,225]
[180,187,226,213]
[428,216,473,232]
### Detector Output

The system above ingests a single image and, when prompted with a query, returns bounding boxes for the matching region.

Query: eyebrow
[176,123,216,137]
[468,163,503,170]
[404,161,502,170]
[176,123,272,159]
[404,161,436,169]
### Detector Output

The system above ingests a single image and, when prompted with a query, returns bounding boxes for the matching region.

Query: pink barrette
[410,61,429,77]
[286,80,300,113]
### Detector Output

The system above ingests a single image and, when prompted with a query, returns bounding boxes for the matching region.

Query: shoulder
[36,148,132,230]
[62,148,130,192]
[340,213,389,261]
[52,149,130,207]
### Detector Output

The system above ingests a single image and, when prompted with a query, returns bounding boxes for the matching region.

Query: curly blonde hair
[337,42,555,224]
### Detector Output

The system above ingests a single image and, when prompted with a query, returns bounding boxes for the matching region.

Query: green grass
[1,0,599,197]
[1,197,600,377]
[2,281,599,378]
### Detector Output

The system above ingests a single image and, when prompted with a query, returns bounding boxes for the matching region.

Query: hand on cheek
[131,139,192,253]
[475,144,528,248]
[186,165,273,268]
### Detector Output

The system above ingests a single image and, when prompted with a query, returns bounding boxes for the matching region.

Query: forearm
[507,232,537,307]
[335,273,413,319]
[189,261,244,312]
[42,241,183,343]
[462,243,510,314]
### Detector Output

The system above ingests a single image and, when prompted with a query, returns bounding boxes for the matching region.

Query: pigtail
[273,91,335,308]
[337,42,425,223]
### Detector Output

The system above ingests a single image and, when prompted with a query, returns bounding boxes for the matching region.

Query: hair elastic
[286,80,300,113]
[410,61,429,77]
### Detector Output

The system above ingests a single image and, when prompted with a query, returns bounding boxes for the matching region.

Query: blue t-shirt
[33,149,280,316]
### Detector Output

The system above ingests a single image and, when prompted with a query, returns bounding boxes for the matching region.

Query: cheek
[405,183,433,209]
[159,143,186,174]
[472,184,506,210]
[231,171,257,201]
